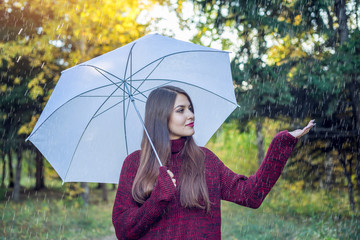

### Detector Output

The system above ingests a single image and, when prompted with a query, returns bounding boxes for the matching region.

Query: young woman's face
[168,93,195,140]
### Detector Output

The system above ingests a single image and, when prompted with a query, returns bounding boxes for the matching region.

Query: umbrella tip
[25,135,30,142]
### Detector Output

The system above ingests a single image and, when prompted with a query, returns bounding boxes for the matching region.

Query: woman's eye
[177,109,184,113]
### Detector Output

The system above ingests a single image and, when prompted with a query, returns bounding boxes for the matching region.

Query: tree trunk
[12,149,23,202]
[80,182,89,205]
[348,79,360,211]
[335,0,349,44]
[356,138,360,211]
[8,150,14,188]
[101,183,108,202]
[324,144,334,190]
[339,153,355,211]
[336,0,359,211]
[1,152,6,187]
[35,151,45,190]
[256,120,265,166]
[27,154,33,180]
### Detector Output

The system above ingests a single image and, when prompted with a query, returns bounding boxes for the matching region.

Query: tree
[1,0,164,201]
[187,0,360,211]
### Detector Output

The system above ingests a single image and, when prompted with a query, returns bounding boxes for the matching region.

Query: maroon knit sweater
[112,131,298,239]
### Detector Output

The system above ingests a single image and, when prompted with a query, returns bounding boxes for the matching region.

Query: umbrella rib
[125,50,225,81]
[130,45,133,95]
[91,94,146,120]
[79,95,125,98]
[132,96,147,103]
[123,89,129,155]
[132,80,175,98]
[80,65,123,82]
[64,86,122,181]
[133,57,165,94]
[26,81,124,140]
[80,64,148,100]
[132,78,240,107]
[85,65,147,155]
[122,43,136,155]
[80,50,228,102]
[86,62,132,155]
[93,95,130,119]
[92,67,127,96]
[124,95,131,124]
[126,50,227,97]
[123,42,136,81]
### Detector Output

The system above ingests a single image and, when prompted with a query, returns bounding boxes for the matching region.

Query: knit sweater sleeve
[112,151,176,239]
[213,130,298,209]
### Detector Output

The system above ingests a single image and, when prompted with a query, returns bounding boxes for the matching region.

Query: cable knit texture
[112,131,298,239]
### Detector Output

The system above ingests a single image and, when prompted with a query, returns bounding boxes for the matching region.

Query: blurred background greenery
[1,0,360,239]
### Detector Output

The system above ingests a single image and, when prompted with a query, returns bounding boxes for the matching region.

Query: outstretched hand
[288,120,316,139]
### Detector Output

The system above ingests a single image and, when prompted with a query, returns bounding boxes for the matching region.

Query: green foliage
[207,119,288,175]
[231,58,294,121]
[291,31,360,118]
[208,120,358,209]
[190,0,360,212]
[265,180,356,217]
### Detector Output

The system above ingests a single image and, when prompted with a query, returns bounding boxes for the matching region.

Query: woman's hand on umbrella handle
[167,170,176,187]
[288,120,316,139]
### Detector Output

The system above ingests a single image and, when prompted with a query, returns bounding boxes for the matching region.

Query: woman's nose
[187,110,194,120]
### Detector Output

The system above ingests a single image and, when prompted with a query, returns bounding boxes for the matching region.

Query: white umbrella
[26,33,239,183]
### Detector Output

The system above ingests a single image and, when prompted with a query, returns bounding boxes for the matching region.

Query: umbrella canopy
[26,33,239,183]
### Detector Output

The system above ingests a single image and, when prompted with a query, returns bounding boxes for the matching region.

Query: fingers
[167,170,176,187]
[167,170,174,178]
[306,119,316,129]
[296,119,316,138]
[303,119,316,131]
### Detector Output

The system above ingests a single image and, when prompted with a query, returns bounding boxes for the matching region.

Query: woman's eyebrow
[174,105,185,109]
[174,104,190,109]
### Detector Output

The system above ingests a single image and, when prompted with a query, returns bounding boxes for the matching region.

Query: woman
[112,85,315,239]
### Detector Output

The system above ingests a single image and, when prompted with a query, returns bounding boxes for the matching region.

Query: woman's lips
[186,122,194,127]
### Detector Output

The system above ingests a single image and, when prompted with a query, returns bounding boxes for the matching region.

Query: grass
[2,186,358,240]
[1,187,116,240]
[221,197,360,240]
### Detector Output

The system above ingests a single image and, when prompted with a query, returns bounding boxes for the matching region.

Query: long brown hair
[132,86,211,212]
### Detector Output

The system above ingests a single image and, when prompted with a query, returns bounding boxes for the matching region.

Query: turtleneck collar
[171,137,186,153]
